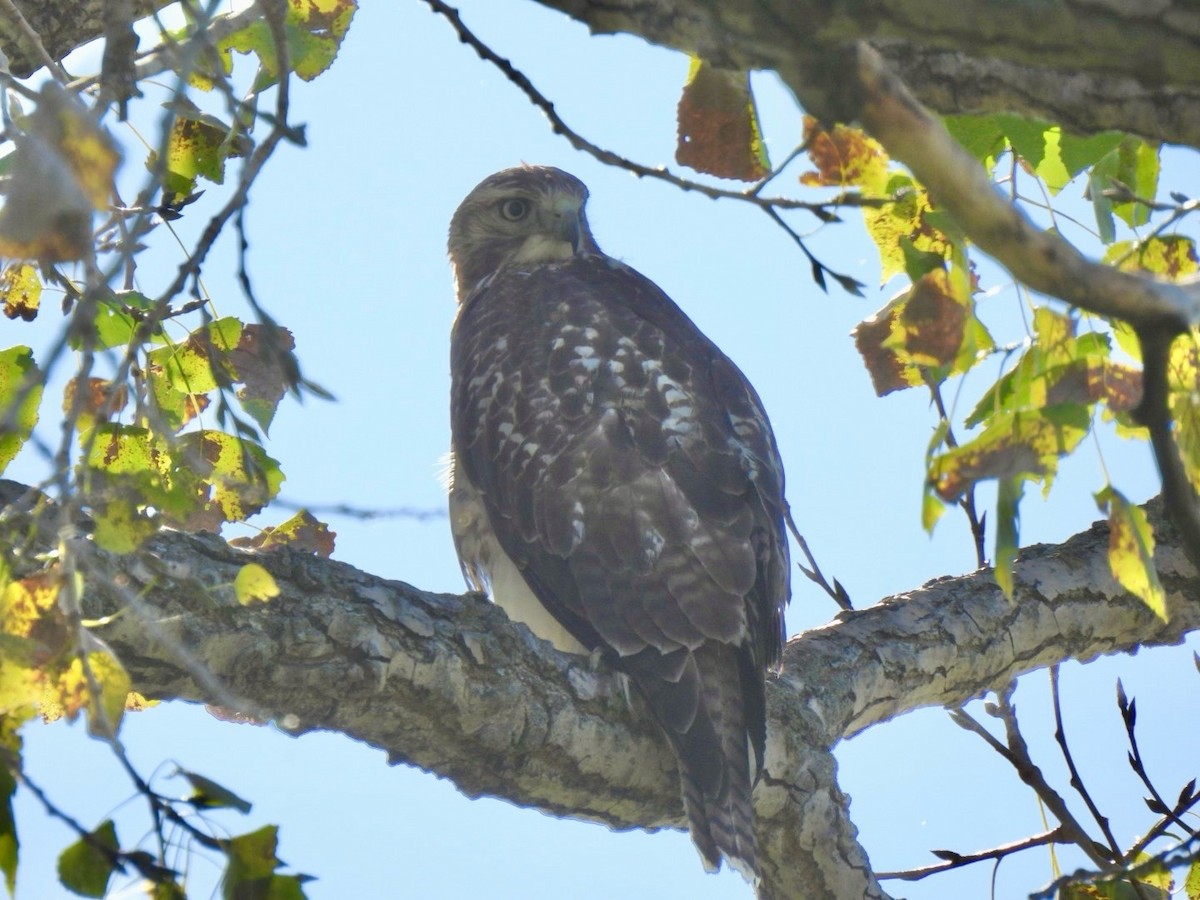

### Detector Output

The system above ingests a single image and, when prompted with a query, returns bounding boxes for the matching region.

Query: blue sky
[8,2,1200,898]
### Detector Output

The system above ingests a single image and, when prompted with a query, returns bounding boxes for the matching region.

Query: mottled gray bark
[534,0,1200,146]
[4,0,1198,144]
[56,499,1195,900]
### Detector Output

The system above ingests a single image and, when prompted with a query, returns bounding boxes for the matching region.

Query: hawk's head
[448,165,601,303]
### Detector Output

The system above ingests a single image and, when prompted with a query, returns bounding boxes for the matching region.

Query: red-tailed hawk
[447,165,789,880]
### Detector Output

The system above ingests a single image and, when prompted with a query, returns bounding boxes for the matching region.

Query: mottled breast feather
[450,248,789,877]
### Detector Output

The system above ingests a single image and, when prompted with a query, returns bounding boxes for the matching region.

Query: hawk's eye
[498,198,530,222]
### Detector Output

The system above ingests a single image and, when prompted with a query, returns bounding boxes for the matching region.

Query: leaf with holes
[676,58,770,181]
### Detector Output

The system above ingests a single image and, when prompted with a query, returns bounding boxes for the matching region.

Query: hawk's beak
[549,199,585,255]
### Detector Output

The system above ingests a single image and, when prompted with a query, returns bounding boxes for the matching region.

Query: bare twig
[421,0,880,222]
[784,505,852,611]
[876,825,1070,881]
[949,692,1111,869]
[1049,666,1123,859]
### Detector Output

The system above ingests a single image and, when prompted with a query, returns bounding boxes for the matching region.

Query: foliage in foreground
[0,0,1197,897]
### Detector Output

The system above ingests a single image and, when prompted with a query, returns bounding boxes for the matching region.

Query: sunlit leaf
[234,563,280,605]
[1112,138,1160,228]
[854,268,992,396]
[994,476,1023,599]
[230,510,336,557]
[1184,858,1200,899]
[1095,487,1165,619]
[800,117,888,192]
[160,101,250,198]
[1089,138,1161,240]
[1167,333,1200,493]
[0,264,41,322]
[176,768,253,813]
[676,58,770,181]
[0,346,43,474]
[220,0,358,86]
[930,406,1090,503]
[146,317,242,397]
[180,431,284,524]
[1104,235,1199,281]
[48,649,131,737]
[57,820,118,898]
[966,309,1141,431]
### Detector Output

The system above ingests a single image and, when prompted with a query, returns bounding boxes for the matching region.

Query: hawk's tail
[630,643,761,882]
[679,644,758,881]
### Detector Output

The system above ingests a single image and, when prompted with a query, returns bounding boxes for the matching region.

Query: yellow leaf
[235,563,280,605]
[1095,487,1165,620]
[0,264,41,321]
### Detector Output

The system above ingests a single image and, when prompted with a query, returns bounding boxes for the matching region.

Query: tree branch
[8,0,1200,145]
[532,0,1200,146]
[36,496,1191,900]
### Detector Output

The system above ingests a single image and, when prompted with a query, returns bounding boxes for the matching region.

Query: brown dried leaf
[0,84,120,262]
[676,59,770,181]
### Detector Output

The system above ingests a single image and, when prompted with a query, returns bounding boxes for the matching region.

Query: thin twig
[421,0,879,220]
[950,693,1111,870]
[1049,666,1122,859]
[876,826,1070,881]
[784,505,852,610]
[931,384,986,568]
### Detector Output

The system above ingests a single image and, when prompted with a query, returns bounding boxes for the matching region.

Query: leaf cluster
[0,1,355,896]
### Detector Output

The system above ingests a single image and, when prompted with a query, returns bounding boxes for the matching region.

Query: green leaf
[1184,857,1200,899]
[93,302,138,350]
[0,765,16,897]
[1104,235,1199,281]
[179,431,284,522]
[234,563,280,605]
[177,768,253,813]
[930,406,1090,503]
[1113,138,1160,228]
[222,825,313,900]
[1167,334,1200,495]
[921,420,951,534]
[1089,154,1118,244]
[0,346,42,474]
[995,114,1050,169]
[943,114,1006,165]
[220,0,358,86]
[57,820,118,898]
[994,476,1023,600]
[1095,487,1165,620]
[1059,130,1125,179]
[161,102,250,197]
[1089,138,1161,240]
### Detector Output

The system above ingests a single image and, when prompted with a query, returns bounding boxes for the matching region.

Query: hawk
[447,165,789,880]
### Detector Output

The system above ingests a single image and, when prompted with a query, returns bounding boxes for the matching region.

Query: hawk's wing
[450,253,789,874]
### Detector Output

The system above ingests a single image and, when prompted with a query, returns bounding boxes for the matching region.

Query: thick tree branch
[6,0,1200,145]
[534,0,1200,146]
[37,498,1190,900]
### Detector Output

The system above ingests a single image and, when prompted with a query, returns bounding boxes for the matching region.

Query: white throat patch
[511,233,575,265]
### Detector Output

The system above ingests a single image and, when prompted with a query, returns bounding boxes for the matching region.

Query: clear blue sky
[9,2,1200,898]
